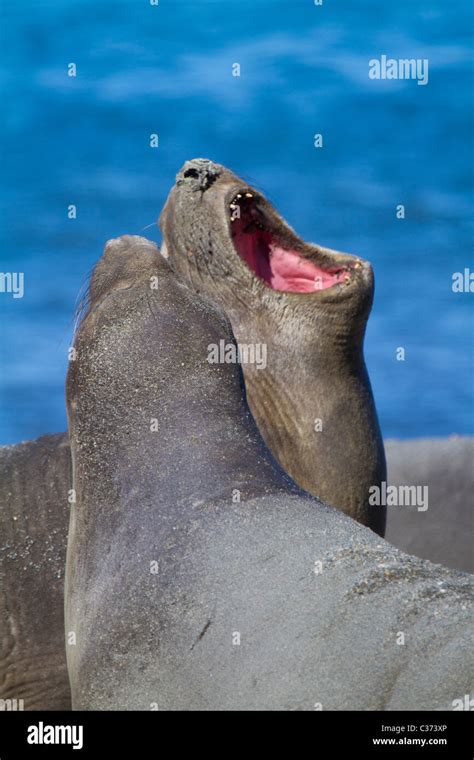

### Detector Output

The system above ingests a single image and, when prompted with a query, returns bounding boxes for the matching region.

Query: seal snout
[176,158,222,191]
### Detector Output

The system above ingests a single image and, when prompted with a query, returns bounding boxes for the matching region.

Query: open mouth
[229,192,351,293]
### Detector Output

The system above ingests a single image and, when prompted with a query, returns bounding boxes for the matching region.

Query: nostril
[183,168,200,179]
[177,159,221,190]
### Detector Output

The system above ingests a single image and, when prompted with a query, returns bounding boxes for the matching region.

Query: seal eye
[183,168,200,179]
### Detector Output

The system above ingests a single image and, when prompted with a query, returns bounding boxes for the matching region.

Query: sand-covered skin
[2,432,472,710]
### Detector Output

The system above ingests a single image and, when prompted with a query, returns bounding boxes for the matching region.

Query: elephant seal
[385,436,474,574]
[0,433,71,710]
[159,158,386,536]
[65,235,472,710]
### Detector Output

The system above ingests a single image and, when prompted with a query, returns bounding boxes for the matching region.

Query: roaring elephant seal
[65,235,472,711]
[159,158,386,536]
[0,433,71,710]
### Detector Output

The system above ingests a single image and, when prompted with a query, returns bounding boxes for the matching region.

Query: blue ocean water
[0,0,473,444]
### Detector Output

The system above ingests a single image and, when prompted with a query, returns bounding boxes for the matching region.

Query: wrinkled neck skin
[176,265,384,534]
[160,165,386,535]
[240,306,385,534]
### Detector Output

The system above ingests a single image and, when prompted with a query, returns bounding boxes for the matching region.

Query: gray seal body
[385,437,474,574]
[65,236,473,711]
[2,429,470,710]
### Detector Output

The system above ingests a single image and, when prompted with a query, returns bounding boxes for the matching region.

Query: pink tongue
[268,244,346,293]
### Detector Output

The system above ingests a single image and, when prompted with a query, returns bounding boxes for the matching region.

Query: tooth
[245,193,253,198]
[236,194,242,199]
[354,260,362,269]
[344,274,351,283]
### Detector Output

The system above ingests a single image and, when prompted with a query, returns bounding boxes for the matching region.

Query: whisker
[139,221,158,232]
